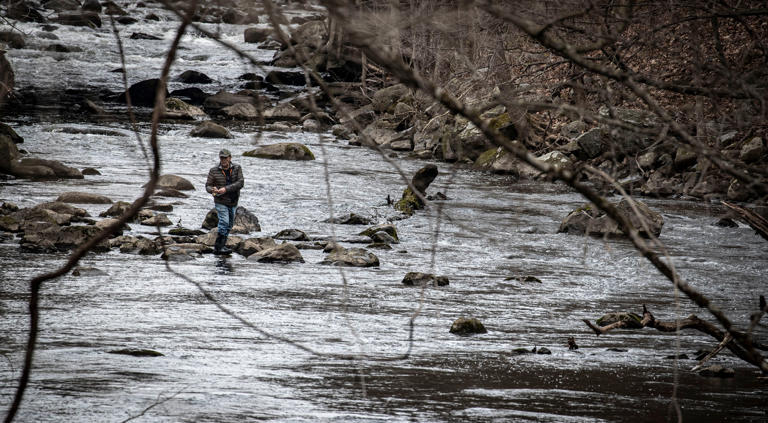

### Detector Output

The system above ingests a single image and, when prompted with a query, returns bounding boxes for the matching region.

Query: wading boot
[214,233,232,255]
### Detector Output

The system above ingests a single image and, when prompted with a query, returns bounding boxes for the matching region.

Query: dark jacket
[205,163,244,206]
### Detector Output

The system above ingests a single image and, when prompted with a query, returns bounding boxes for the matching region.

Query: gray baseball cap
[218,148,231,158]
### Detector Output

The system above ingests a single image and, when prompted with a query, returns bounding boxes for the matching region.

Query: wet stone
[450,317,487,335]
[402,272,449,287]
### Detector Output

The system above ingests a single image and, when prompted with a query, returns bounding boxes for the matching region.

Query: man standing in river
[205,149,244,255]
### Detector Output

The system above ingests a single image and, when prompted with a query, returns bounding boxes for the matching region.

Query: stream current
[1,2,767,422]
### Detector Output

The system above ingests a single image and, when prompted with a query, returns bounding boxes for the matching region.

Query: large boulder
[201,206,261,234]
[55,11,102,28]
[265,70,306,86]
[449,317,487,335]
[558,198,664,238]
[161,98,206,120]
[0,51,14,106]
[402,272,449,287]
[156,174,194,191]
[56,192,112,204]
[176,70,213,84]
[244,27,273,43]
[80,0,101,13]
[0,31,25,49]
[237,237,276,256]
[1,123,24,144]
[7,1,46,22]
[34,201,89,217]
[0,134,20,172]
[290,20,327,49]
[394,165,438,215]
[274,228,309,241]
[248,242,305,263]
[576,128,604,159]
[10,157,83,179]
[117,79,168,107]
[220,103,261,120]
[44,0,81,12]
[371,84,409,113]
[262,103,301,121]
[740,137,764,163]
[358,224,399,242]
[110,235,160,255]
[243,143,315,160]
[320,247,379,267]
[21,223,109,253]
[140,213,172,227]
[323,213,372,225]
[195,231,242,248]
[473,147,519,176]
[190,121,232,138]
[202,90,255,113]
[99,201,132,218]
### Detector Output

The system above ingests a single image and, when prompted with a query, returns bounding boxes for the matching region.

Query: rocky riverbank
[2,0,765,209]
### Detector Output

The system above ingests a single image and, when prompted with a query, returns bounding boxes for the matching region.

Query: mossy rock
[0,214,21,232]
[487,112,511,130]
[474,148,500,169]
[596,312,643,329]
[394,187,421,215]
[450,317,487,335]
[358,224,399,241]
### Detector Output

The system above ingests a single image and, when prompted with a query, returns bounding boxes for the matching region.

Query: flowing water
[1,2,767,422]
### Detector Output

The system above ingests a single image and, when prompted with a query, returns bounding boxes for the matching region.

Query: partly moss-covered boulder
[473,147,519,176]
[243,143,315,160]
[162,97,206,120]
[449,317,487,335]
[394,165,438,215]
[359,223,398,242]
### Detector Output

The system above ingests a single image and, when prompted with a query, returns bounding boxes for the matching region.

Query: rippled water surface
[2,2,767,422]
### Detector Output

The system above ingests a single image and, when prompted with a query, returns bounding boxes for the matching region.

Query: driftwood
[723,201,768,242]
[584,304,768,372]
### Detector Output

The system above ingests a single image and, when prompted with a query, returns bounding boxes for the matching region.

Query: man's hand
[217,187,227,194]
[211,186,226,196]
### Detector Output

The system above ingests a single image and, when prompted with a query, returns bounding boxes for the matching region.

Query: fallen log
[583,304,768,372]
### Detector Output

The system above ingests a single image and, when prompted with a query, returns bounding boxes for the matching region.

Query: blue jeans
[215,203,237,237]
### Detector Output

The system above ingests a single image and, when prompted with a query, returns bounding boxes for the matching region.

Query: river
[1,1,767,422]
